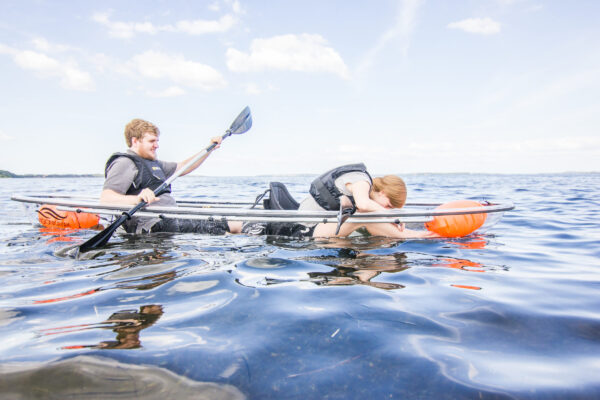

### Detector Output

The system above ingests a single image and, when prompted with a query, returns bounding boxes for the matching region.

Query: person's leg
[313,221,412,238]
[312,222,363,238]
[228,221,243,234]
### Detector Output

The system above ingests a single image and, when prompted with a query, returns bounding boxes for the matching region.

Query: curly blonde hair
[124,119,160,147]
[371,175,407,208]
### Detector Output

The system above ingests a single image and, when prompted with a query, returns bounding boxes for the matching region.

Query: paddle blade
[78,214,128,253]
[229,106,252,135]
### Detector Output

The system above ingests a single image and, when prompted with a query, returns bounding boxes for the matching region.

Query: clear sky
[1,0,598,176]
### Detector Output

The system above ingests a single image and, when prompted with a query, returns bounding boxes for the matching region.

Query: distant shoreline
[0,170,102,178]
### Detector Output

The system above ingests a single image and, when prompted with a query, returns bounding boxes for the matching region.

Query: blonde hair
[371,175,407,208]
[124,119,160,147]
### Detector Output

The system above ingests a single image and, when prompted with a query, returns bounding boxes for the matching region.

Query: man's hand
[210,136,223,149]
[137,188,157,204]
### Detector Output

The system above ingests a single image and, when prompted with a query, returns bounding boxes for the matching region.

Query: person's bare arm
[346,180,438,238]
[362,222,437,238]
[347,180,386,212]
[100,188,157,205]
[175,136,222,176]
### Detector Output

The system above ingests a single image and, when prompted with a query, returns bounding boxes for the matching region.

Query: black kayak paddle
[77,106,252,254]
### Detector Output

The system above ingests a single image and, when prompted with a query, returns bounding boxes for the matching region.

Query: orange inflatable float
[425,200,487,238]
[37,204,100,229]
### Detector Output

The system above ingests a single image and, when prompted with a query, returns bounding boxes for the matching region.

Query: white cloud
[208,2,221,12]
[0,43,94,91]
[448,18,501,35]
[226,34,350,79]
[31,37,74,53]
[127,51,227,91]
[244,83,261,95]
[92,8,239,38]
[171,14,237,35]
[146,86,186,97]
[0,130,13,141]
[92,12,158,38]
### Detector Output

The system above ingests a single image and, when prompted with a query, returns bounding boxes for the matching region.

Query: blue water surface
[1,173,599,399]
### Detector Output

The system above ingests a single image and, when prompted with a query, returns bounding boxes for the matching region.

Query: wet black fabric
[149,218,229,235]
[264,222,314,238]
[241,221,315,238]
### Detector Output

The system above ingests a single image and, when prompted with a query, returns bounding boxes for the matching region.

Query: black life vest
[104,152,172,196]
[309,163,372,211]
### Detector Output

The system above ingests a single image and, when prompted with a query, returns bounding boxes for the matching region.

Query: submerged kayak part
[425,200,487,237]
[37,204,100,229]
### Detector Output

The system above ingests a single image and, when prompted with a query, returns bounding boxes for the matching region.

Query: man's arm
[348,180,387,212]
[100,188,157,205]
[175,136,223,176]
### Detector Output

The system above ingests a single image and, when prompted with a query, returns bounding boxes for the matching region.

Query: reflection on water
[55,305,164,350]
[1,174,600,399]
[0,355,245,399]
[235,246,496,292]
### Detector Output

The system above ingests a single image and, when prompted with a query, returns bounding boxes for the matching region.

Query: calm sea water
[1,174,599,399]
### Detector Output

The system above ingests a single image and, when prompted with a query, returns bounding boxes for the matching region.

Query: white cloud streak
[356,0,424,76]
[92,13,158,38]
[448,18,501,35]
[244,83,261,95]
[0,130,13,141]
[30,37,74,53]
[226,34,350,79]
[145,86,187,98]
[170,15,236,35]
[92,6,240,39]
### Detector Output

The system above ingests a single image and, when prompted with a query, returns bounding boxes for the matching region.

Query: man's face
[131,132,159,160]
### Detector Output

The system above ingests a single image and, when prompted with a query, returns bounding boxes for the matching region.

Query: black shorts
[149,218,230,235]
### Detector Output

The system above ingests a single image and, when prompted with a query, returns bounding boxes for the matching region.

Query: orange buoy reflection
[38,227,78,243]
[451,284,482,290]
[448,235,488,249]
[33,288,100,304]
[435,258,485,273]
